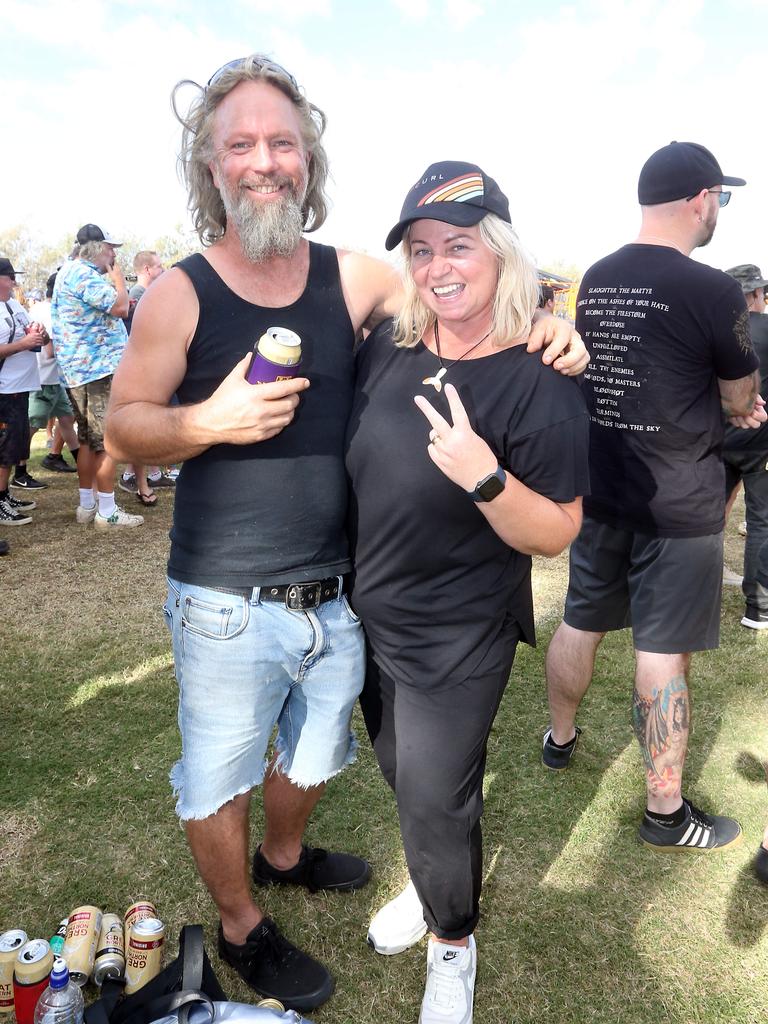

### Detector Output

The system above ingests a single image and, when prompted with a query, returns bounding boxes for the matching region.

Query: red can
[13,940,53,1024]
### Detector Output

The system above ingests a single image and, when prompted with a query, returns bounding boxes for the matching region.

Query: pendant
[422,367,447,392]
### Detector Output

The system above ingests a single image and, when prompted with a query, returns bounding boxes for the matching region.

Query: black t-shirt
[723,311,768,453]
[345,320,590,690]
[576,244,757,537]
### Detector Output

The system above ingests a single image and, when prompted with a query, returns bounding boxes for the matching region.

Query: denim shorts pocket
[163,578,181,632]
[181,593,250,640]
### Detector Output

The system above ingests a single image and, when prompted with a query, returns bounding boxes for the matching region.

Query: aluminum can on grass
[93,914,125,985]
[49,919,68,957]
[13,939,53,1024]
[0,930,28,1015]
[62,906,102,986]
[246,327,302,384]
[124,918,164,995]
[123,902,157,952]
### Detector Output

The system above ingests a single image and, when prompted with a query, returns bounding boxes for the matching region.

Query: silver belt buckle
[286,581,322,611]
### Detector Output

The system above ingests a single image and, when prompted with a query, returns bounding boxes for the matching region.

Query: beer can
[255,998,286,1012]
[0,931,28,1015]
[92,914,125,985]
[123,901,157,952]
[246,327,302,384]
[124,917,165,995]
[49,919,68,957]
[62,905,102,986]
[13,940,53,1024]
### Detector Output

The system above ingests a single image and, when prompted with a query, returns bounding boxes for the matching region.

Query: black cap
[385,160,511,251]
[75,223,123,246]
[638,141,746,205]
[0,258,22,277]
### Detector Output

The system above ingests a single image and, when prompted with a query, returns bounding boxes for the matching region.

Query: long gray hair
[172,56,330,246]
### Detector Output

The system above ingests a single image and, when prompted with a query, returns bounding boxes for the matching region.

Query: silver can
[92,914,125,985]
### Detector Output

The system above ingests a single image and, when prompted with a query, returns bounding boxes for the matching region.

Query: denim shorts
[163,576,365,820]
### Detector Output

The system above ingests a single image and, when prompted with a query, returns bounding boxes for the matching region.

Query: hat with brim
[638,141,746,205]
[76,223,123,246]
[385,160,511,251]
[0,257,23,277]
[726,264,768,293]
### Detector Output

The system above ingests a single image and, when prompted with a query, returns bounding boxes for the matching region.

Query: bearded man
[105,55,587,1012]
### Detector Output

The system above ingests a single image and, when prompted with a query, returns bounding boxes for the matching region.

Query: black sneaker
[118,473,138,493]
[149,472,176,488]
[542,726,582,770]
[252,844,371,893]
[217,918,333,1012]
[41,453,77,473]
[10,472,47,490]
[741,606,768,630]
[0,499,32,526]
[639,799,742,852]
[6,493,36,511]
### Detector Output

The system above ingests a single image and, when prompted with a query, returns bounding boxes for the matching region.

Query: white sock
[122,469,133,481]
[148,469,161,481]
[97,491,117,517]
[79,488,96,509]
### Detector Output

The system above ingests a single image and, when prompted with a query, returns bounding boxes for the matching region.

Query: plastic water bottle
[33,959,84,1024]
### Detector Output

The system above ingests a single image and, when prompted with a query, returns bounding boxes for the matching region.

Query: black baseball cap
[76,223,123,246]
[638,141,746,205]
[385,160,511,251]
[0,258,23,278]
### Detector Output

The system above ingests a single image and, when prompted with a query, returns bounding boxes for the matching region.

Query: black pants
[360,647,517,940]
[725,449,768,614]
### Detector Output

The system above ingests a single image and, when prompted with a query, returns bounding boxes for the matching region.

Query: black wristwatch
[468,465,506,503]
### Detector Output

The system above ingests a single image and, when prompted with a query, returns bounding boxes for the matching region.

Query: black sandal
[137,489,158,507]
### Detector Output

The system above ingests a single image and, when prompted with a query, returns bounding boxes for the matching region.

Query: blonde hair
[392,213,539,348]
[133,250,158,272]
[78,240,110,263]
[172,56,330,246]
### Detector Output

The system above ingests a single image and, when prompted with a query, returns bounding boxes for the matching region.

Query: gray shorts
[564,516,723,654]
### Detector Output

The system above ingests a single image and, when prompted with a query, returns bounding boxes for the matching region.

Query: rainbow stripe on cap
[418,174,484,207]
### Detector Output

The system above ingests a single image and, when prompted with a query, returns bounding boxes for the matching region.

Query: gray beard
[220,177,306,263]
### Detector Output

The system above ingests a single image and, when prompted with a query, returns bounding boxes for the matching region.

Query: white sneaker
[94,505,144,529]
[419,935,476,1024]
[75,504,97,524]
[367,880,428,955]
[722,566,743,586]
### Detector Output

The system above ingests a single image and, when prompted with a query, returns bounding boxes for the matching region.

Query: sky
[2,0,767,276]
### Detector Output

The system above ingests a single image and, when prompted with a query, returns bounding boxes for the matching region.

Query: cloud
[390,0,430,21]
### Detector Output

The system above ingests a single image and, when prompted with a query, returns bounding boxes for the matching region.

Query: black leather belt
[211,576,344,611]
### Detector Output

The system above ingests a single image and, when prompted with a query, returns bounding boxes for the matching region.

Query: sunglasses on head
[207,56,298,91]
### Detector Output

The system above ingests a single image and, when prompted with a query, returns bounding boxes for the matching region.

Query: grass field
[3,442,768,1024]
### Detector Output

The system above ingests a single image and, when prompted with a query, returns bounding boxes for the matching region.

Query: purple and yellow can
[246,327,302,384]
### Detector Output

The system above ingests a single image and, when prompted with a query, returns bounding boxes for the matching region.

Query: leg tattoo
[632,675,688,800]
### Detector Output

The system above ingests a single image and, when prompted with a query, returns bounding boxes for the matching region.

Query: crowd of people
[3,53,768,1024]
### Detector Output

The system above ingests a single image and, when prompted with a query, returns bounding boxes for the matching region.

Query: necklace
[421,321,493,392]
[635,234,687,256]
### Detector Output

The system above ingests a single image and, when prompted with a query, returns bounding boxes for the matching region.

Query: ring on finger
[429,429,440,445]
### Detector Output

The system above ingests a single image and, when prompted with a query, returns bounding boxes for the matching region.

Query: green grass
[3,443,768,1023]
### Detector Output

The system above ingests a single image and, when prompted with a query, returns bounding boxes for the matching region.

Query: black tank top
[168,243,356,587]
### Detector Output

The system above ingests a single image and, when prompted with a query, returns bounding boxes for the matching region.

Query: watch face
[476,471,505,502]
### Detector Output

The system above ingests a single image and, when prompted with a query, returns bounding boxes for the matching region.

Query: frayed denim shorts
[163,576,365,821]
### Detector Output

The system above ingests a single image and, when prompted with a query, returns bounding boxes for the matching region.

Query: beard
[696,206,718,249]
[219,173,307,263]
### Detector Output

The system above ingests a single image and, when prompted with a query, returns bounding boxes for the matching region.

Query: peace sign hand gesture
[414,383,498,491]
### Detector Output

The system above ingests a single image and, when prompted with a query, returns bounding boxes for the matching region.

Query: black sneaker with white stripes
[639,799,742,853]
[0,498,32,526]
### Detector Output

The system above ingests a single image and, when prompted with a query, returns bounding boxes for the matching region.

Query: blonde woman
[345,161,591,1024]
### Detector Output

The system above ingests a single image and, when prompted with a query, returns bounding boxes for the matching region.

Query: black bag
[85,926,227,1024]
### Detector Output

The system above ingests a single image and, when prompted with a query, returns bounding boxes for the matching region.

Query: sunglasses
[686,189,731,207]
[207,56,298,91]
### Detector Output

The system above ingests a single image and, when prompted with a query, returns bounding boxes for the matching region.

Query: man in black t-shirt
[542,141,765,853]
[722,263,768,629]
